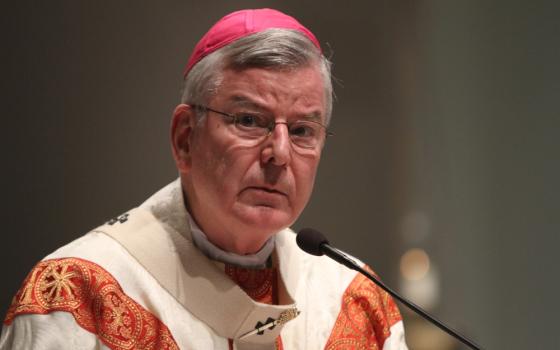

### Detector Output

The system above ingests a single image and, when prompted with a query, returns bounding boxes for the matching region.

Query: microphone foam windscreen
[296,228,329,256]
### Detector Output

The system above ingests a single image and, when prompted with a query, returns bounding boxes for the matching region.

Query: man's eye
[290,124,317,137]
[236,114,266,128]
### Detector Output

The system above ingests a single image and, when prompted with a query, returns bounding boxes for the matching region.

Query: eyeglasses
[192,105,333,149]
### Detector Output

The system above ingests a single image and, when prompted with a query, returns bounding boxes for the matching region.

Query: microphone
[296,228,483,350]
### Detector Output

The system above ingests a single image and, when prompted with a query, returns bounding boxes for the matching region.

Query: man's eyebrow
[229,96,324,121]
[229,96,265,110]
[301,112,322,122]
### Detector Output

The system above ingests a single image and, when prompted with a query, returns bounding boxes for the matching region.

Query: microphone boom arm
[320,243,483,350]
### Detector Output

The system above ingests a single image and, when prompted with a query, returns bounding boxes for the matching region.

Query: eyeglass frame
[191,104,334,149]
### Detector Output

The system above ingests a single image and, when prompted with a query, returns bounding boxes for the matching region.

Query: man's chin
[236,205,293,232]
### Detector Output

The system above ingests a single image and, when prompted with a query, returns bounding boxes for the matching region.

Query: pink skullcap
[184,8,322,77]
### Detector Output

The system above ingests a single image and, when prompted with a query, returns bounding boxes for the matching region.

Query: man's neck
[186,209,275,268]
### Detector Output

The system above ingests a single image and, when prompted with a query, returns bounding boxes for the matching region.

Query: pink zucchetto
[183,8,322,77]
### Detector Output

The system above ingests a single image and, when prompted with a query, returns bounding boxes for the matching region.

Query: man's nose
[261,122,292,166]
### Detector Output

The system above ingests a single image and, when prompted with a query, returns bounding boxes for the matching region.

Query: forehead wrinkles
[215,68,325,117]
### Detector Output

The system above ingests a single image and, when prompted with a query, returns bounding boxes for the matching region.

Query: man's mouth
[246,186,287,196]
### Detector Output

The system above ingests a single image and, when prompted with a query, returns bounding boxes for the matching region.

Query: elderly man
[1,8,407,350]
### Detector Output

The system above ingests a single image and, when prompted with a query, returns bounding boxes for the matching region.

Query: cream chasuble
[1,180,408,349]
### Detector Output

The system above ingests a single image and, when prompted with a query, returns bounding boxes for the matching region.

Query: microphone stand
[321,244,483,350]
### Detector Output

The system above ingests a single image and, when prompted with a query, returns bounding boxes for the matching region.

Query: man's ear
[171,104,197,173]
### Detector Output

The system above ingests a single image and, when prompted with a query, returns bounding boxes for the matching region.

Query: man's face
[177,65,327,254]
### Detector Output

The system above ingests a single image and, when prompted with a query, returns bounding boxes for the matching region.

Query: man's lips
[244,186,288,197]
[239,187,289,208]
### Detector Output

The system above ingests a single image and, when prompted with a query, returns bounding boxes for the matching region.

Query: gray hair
[180,29,333,124]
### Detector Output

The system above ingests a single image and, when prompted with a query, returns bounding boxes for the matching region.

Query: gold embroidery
[41,262,79,303]
[277,308,300,326]
[4,257,179,350]
[19,268,39,305]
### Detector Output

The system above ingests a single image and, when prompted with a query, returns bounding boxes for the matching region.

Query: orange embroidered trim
[4,257,179,350]
[325,266,402,350]
[276,334,284,350]
[228,337,283,350]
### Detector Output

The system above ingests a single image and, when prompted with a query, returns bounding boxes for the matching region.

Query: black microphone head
[296,228,330,256]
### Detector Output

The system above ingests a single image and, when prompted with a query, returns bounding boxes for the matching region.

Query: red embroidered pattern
[325,266,402,350]
[225,264,278,305]
[4,257,178,350]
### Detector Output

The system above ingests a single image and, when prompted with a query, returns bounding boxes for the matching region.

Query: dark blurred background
[2,1,559,349]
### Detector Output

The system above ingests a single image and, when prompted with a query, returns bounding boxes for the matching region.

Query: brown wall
[2,1,559,349]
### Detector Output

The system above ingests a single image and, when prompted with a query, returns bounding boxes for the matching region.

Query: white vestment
[1,180,407,350]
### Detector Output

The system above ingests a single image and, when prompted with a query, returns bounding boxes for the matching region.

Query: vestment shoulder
[3,256,179,350]
[2,209,180,350]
